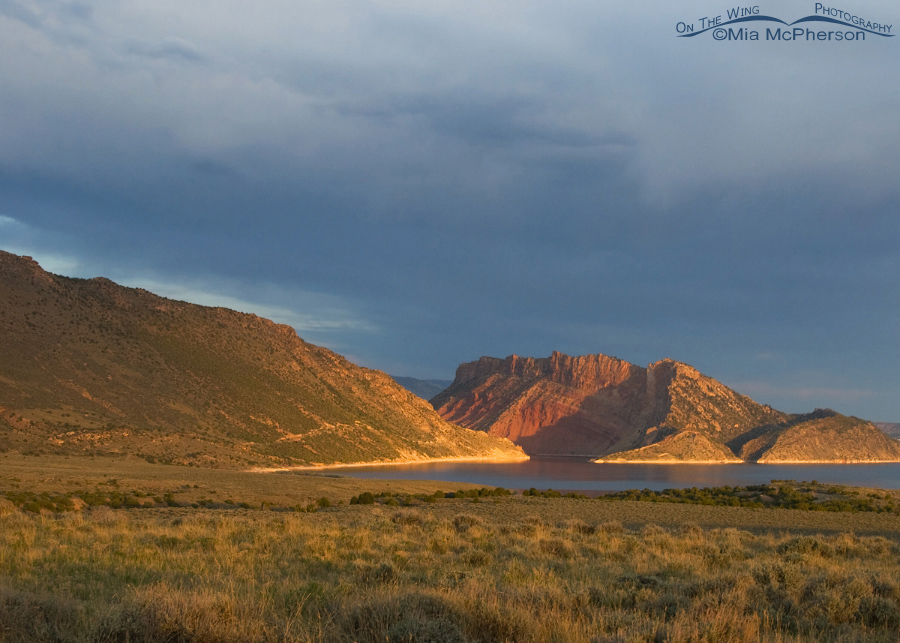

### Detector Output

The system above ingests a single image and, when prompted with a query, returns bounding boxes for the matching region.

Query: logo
[676,4,893,41]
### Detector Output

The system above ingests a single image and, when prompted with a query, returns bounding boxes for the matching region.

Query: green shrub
[452,514,483,533]
[339,592,465,643]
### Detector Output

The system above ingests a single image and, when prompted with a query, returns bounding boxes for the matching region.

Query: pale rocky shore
[249,453,530,473]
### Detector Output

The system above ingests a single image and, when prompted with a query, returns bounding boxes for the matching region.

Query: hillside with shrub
[0,251,525,468]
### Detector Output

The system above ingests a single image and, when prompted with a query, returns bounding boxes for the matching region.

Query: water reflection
[314,457,900,492]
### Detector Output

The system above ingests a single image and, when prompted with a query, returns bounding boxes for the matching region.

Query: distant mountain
[432,352,785,457]
[875,423,900,440]
[0,251,525,468]
[391,377,452,401]
[432,352,900,463]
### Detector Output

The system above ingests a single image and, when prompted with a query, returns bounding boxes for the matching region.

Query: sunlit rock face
[433,352,900,463]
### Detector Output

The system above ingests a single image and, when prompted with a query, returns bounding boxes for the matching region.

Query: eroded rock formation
[432,352,898,463]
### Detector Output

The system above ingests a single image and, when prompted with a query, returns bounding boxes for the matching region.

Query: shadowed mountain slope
[431,352,899,463]
[391,377,452,401]
[0,251,525,468]
[876,422,900,440]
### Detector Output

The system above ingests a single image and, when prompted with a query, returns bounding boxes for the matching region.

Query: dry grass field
[3,455,900,642]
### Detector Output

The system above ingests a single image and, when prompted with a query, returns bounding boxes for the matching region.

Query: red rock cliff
[432,352,788,457]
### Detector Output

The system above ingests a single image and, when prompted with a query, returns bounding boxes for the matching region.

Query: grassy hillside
[0,251,524,468]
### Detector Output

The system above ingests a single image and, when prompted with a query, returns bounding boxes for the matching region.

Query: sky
[1,1,898,421]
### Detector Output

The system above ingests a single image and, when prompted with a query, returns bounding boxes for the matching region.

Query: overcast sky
[1,1,898,420]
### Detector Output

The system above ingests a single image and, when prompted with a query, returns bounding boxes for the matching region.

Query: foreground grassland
[4,455,900,642]
[4,496,900,642]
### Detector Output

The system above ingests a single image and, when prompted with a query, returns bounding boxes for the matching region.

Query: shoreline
[755,459,900,464]
[593,459,742,465]
[248,454,530,473]
[593,458,900,465]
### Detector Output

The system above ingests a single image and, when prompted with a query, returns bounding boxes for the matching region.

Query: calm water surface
[321,458,900,492]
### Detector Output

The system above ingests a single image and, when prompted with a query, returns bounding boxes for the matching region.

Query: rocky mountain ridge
[432,352,900,463]
[0,250,525,468]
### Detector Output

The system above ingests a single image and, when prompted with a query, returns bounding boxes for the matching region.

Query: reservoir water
[322,457,900,492]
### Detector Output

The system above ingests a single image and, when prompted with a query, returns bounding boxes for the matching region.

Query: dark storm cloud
[342,93,637,151]
[0,0,41,27]
[0,1,898,418]
[123,38,205,63]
